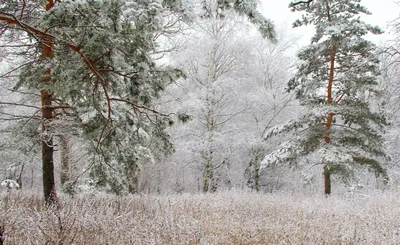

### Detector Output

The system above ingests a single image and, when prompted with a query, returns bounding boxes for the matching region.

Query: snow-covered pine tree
[0,0,184,197]
[262,0,388,195]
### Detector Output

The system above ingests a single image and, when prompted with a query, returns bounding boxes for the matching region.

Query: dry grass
[0,190,399,244]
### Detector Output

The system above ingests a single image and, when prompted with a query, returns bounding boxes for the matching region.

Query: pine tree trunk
[322,4,337,196]
[323,165,331,195]
[0,0,59,202]
[42,90,57,204]
[323,39,337,195]
[42,0,57,205]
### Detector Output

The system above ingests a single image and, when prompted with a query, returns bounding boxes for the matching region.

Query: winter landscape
[1,0,400,244]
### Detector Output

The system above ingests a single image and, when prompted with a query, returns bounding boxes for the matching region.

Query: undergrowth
[0,190,399,244]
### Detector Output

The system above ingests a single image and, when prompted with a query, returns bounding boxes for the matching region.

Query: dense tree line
[0,0,400,200]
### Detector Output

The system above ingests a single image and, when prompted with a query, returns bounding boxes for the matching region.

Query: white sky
[260,0,400,46]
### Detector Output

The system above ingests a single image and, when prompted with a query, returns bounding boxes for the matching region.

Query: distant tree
[241,28,298,192]
[263,0,388,195]
[152,1,275,192]
[380,17,400,184]
[163,15,250,192]
[151,0,276,193]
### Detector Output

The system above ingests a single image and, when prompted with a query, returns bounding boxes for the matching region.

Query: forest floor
[1,189,399,244]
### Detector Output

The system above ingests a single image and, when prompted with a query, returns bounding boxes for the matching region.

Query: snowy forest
[1,0,400,244]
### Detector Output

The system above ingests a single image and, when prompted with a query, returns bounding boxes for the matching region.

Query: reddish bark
[323,3,337,194]
[323,165,331,195]
[323,44,337,195]
[45,0,55,11]
[324,112,334,144]
[41,89,57,204]
[0,12,55,41]
[0,15,18,24]
[41,1,57,205]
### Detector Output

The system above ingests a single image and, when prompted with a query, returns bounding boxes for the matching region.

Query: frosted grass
[0,190,399,244]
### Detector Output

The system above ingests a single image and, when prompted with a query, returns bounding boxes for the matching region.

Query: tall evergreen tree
[262,0,388,194]
[0,0,183,200]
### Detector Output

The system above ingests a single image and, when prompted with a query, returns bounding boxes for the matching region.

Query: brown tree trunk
[321,0,339,196]
[41,90,57,204]
[42,0,57,205]
[323,165,331,195]
[16,162,25,189]
[323,36,337,195]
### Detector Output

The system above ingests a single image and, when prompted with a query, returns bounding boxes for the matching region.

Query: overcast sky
[260,0,400,46]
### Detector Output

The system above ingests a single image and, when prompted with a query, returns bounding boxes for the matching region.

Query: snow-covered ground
[1,189,399,244]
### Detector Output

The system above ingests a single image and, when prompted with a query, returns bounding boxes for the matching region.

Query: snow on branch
[318,146,353,165]
[290,0,314,7]
[263,119,302,140]
[260,141,299,169]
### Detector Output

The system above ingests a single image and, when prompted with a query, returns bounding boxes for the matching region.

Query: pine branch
[0,61,35,79]
[109,98,170,117]
[0,11,55,43]
[0,101,40,109]
[290,0,314,6]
